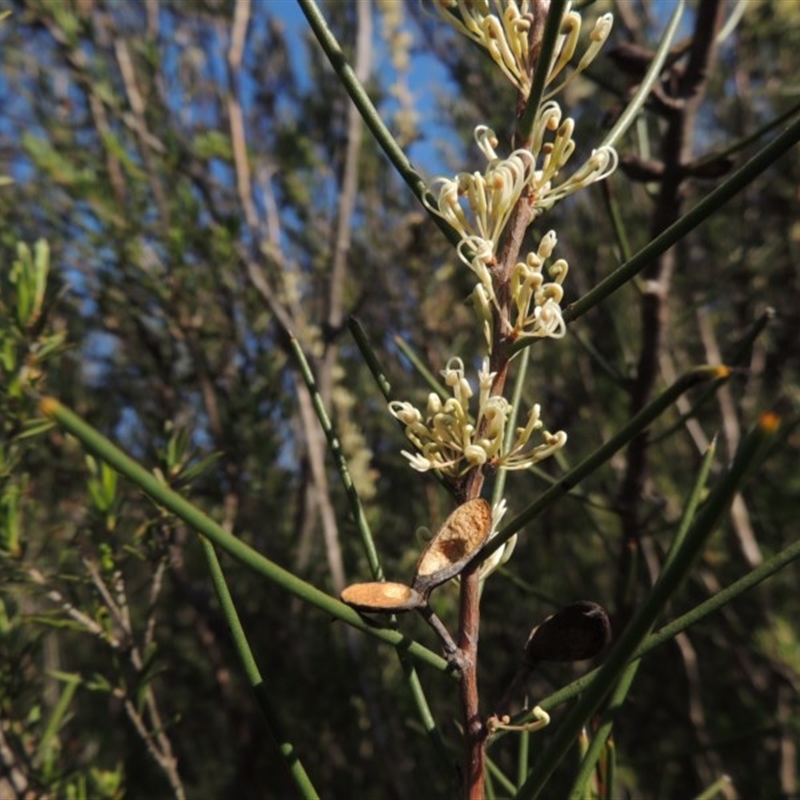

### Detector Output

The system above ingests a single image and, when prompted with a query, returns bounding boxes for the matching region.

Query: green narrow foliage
[483,367,728,558]
[518,414,782,798]
[200,537,320,800]
[35,671,81,765]
[39,397,452,675]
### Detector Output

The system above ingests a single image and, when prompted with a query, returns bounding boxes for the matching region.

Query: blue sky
[268,0,459,179]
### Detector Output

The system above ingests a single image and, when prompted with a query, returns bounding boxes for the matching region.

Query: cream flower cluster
[425,119,615,346]
[434,0,613,100]
[425,114,616,265]
[425,0,618,237]
[427,137,534,253]
[470,227,568,348]
[389,358,567,477]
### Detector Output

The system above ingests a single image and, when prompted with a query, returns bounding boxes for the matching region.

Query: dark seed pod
[523,601,611,667]
[340,581,424,613]
[411,499,492,595]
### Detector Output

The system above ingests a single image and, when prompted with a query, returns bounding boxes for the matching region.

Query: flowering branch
[379,3,618,796]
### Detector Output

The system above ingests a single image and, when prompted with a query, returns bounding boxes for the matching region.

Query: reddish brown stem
[458,566,485,799]
[456,183,534,800]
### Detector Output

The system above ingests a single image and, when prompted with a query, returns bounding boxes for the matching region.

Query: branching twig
[616,0,727,621]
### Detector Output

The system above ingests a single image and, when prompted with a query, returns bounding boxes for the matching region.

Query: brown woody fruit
[412,499,492,595]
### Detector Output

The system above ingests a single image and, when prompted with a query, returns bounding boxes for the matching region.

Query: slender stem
[690,96,800,168]
[486,754,517,797]
[287,335,383,580]
[567,112,800,325]
[397,652,459,781]
[493,347,531,507]
[297,0,461,247]
[599,1,685,150]
[662,438,718,573]
[348,316,393,401]
[567,659,640,799]
[695,775,733,800]
[459,566,485,799]
[393,334,449,399]
[518,0,568,146]
[516,725,531,791]
[603,738,616,800]
[36,675,80,764]
[200,537,320,800]
[419,605,460,660]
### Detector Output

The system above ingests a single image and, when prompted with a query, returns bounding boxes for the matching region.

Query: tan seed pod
[340,581,424,613]
[412,499,492,593]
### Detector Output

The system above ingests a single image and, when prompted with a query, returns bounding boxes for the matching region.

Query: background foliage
[1,0,799,798]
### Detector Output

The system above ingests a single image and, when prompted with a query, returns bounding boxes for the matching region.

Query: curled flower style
[434,1,613,100]
[458,235,497,303]
[509,229,568,340]
[475,124,500,162]
[389,357,567,477]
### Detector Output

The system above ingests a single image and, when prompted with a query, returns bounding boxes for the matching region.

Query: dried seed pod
[523,601,611,667]
[493,602,612,719]
[412,499,492,595]
[340,581,424,613]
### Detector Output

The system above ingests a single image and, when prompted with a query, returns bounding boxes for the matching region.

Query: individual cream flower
[499,404,567,469]
[458,235,497,302]
[389,357,566,477]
